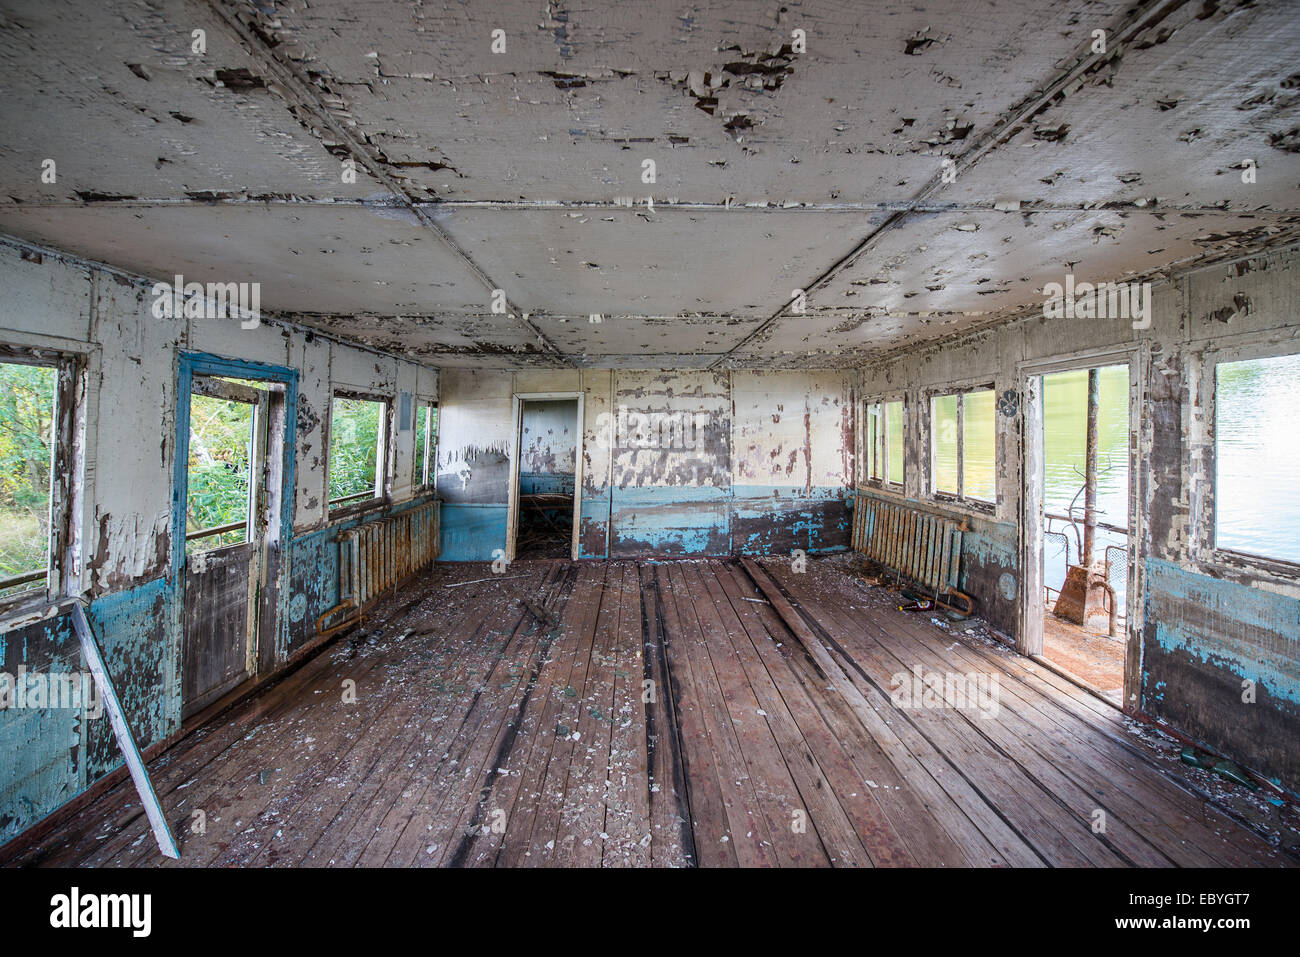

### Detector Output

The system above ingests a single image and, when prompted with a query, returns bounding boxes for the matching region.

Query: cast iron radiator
[851,491,973,614]
[318,500,440,634]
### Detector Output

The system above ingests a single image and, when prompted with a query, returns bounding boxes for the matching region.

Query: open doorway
[175,358,294,720]
[507,394,583,560]
[1039,364,1128,702]
[1022,353,1141,708]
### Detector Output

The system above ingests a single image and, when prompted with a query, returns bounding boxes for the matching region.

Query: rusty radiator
[851,492,973,614]
[318,501,439,634]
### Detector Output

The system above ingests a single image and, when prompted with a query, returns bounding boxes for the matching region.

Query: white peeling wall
[731,370,854,490]
[0,237,438,595]
[435,367,856,559]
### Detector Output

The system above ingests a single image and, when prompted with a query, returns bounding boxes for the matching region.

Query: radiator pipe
[1098,579,1119,638]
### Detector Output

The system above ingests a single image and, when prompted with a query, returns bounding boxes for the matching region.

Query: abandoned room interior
[0,0,1298,879]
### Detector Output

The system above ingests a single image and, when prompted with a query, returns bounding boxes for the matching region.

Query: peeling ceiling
[0,0,1296,369]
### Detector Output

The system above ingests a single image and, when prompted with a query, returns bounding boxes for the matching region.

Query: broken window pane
[0,361,56,594]
[963,389,996,502]
[1215,352,1300,564]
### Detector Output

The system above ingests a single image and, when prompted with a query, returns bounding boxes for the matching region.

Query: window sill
[1201,547,1300,589]
[0,590,74,636]
[328,496,391,523]
[929,493,997,521]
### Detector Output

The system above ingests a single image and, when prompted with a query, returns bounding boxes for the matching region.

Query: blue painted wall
[435,369,857,563]
[437,503,509,562]
[284,493,440,650]
[732,485,851,555]
[0,494,439,847]
[1143,558,1300,795]
[0,577,174,843]
[440,485,853,562]
[608,485,731,557]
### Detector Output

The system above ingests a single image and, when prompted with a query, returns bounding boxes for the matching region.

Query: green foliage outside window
[330,397,383,506]
[0,362,55,584]
[186,394,253,552]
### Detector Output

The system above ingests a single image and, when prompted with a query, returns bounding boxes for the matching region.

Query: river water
[1042,366,1130,601]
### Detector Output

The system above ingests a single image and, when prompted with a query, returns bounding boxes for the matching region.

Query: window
[414,400,437,489]
[864,398,904,486]
[185,377,268,553]
[1215,352,1300,565]
[932,394,959,494]
[930,387,996,504]
[0,347,79,605]
[329,393,388,511]
[0,360,58,597]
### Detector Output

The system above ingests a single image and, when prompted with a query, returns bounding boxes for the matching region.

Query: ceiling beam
[709,0,1188,368]
[203,0,568,365]
[13,196,1292,215]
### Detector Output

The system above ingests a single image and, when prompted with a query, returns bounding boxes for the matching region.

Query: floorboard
[11,558,1293,869]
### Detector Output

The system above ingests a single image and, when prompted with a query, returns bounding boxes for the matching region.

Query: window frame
[862,395,905,490]
[413,397,437,491]
[927,382,997,511]
[184,375,268,554]
[327,388,392,518]
[1202,339,1300,577]
[0,342,84,614]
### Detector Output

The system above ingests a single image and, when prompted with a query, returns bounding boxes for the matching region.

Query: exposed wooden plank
[496,564,609,866]
[665,563,780,867]
[350,567,579,867]
[285,565,564,867]
[417,568,572,867]
[21,558,1292,871]
[820,567,1280,866]
[849,611,1214,866]
[773,567,1159,867]
[681,562,830,867]
[550,564,627,867]
[380,573,561,867]
[700,561,874,866]
[601,566,654,867]
[441,566,582,867]
[637,563,695,868]
[652,563,739,868]
[739,557,1042,867]
[104,619,406,867]
[719,563,991,868]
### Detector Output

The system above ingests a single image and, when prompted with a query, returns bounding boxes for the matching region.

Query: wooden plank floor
[7,558,1294,868]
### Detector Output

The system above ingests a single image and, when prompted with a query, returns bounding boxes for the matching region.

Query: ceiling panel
[434,205,874,317]
[0,0,383,202]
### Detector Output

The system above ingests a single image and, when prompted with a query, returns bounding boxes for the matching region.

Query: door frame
[189,374,269,691]
[1017,343,1147,711]
[505,392,584,562]
[173,353,299,698]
